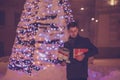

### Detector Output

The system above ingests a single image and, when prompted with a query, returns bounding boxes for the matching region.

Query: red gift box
[73,48,88,58]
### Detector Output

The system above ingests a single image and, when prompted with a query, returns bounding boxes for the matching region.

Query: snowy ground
[0,56,120,80]
[0,56,9,79]
[88,59,120,80]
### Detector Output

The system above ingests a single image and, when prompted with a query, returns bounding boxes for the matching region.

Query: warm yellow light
[47,65,50,67]
[37,61,40,65]
[36,56,39,59]
[108,0,118,6]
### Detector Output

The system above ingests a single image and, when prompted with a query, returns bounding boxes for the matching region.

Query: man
[64,22,98,80]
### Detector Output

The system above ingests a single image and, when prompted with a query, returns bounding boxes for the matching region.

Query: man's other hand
[61,62,66,66]
[75,54,85,61]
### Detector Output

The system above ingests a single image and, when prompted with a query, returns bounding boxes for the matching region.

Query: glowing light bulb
[80,7,85,11]
[80,29,84,32]
[95,20,99,23]
[91,18,95,21]
[36,56,39,59]
[108,0,118,6]
[39,53,46,58]
[37,61,40,65]
[48,4,52,8]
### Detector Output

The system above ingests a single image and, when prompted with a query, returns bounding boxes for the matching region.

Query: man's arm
[85,38,98,57]
[74,38,98,61]
[59,42,70,65]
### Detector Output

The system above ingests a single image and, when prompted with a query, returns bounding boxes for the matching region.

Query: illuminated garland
[8,0,74,75]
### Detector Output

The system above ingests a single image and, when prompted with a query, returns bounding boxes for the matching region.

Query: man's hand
[60,62,66,66]
[75,54,85,61]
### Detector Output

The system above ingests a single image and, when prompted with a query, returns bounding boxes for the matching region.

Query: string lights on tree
[8,0,74,75]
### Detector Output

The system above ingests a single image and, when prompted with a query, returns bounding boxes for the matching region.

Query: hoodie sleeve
[85,38,98,57]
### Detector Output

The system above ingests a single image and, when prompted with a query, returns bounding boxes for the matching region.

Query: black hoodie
[64,35,98,79]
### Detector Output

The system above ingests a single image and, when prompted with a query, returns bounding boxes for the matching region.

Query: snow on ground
[0,56,9,80]
[0,62,8,80]
[0,57,120,80]
[100,70,120,80]
[3,65,67,80]
[88,59,120,80]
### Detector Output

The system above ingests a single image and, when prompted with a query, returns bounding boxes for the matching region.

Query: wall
[95,0,120,58]
[0,0,120,58]
[0,1,24,56]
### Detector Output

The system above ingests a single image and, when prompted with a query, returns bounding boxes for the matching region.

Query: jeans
[67,77,87,80]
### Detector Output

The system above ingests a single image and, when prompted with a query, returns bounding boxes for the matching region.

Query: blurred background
[0,0,120,59]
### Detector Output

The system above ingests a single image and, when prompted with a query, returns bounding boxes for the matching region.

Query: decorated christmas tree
[8,0,74,76]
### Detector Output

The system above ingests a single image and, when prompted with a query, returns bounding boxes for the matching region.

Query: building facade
[0,0,120,58]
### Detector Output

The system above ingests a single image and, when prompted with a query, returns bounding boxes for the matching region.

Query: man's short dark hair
[67,22,79,30]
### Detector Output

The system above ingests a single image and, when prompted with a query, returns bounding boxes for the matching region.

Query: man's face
[68,27,79,38]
